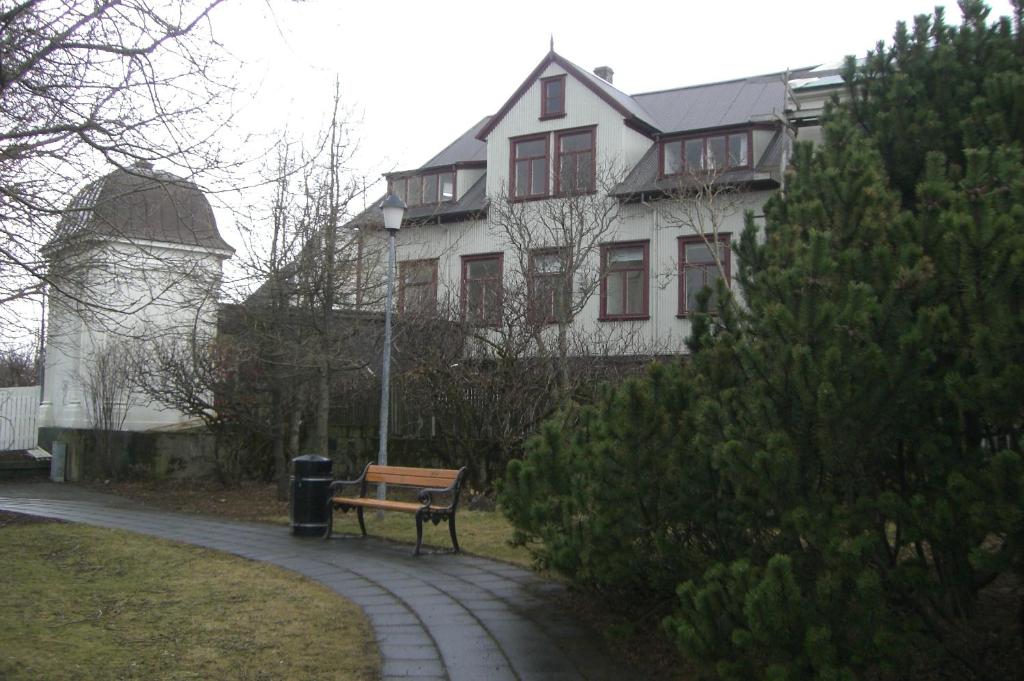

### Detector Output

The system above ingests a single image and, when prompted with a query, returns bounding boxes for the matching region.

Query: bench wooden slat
[331,497,447,513]
[365,466,459,486]
[366,473,457,488]
[325,462,467,556]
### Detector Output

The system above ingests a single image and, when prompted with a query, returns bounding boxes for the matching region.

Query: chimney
[594,66,614,84]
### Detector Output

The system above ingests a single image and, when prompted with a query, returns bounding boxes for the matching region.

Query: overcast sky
[211,0,1016,193]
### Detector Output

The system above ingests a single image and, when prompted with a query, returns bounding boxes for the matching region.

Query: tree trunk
[271,389,288,501]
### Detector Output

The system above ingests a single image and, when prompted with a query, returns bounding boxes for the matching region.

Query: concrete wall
[37,427,216,481]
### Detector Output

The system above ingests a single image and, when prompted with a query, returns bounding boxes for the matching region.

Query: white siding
[0,386,40,450]
[388,62,782,358]
[39,240,229,431]
[485,64,651,200]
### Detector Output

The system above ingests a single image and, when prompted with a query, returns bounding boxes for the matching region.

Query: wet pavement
[0,482,638,681]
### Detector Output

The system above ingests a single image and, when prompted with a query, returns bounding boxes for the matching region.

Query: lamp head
[380,193,407,231]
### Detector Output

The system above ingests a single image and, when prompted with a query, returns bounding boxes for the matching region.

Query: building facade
[38,161,234,433]
[366,51,840,357]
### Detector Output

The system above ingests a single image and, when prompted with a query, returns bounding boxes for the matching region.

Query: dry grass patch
[89,480,537,567]
[327,508,535,566]
[0,513,378,681]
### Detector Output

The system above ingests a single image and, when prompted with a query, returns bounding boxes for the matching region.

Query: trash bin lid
[292,454,333,476]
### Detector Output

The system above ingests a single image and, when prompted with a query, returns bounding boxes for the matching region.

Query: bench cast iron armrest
[417,485,457,510]
[328,463,371,496]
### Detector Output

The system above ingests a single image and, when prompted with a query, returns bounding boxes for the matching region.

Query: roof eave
[476,51,661,141]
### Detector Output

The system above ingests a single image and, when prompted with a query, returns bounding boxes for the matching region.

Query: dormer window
[540,75,566,119]
[661,131,751,177]
[390,170,456,207]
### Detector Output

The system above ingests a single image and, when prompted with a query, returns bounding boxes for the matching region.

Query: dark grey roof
[350,173,489,228]
[420,117,489,168]
[566,57,661,131]
[611,129,787,197]
[54,162,233,253]
[631,68,816,134]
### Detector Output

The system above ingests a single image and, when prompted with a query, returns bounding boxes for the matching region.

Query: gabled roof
[633,67,818,134]
[419,116,489,168]
[475,50,661,141]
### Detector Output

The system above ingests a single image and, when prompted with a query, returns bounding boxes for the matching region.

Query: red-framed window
[540,75,566,119]
[399,259,438,315]
[390,171,456,207]
[461,253,503,326]
[528,249,570,324]
[555,128,595,195]
[511,135,549,200]
[600,241,649,320]
[678,234,731,316]
[661,131,751,177]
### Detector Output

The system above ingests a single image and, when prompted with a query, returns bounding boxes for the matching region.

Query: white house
[38,161,234,433]
[356,50,841,356]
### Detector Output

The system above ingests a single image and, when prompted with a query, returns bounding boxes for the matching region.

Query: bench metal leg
[414,510,425,556]
[449,513,460,553]
[357,507,367,537]
[323,501,334,540]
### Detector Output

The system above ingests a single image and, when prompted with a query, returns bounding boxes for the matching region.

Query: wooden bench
[323,463,468,556]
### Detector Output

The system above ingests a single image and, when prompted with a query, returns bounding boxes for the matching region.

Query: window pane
[606,272,623,315]
[423,174,438,203]
[685,241,714,264]
[407,177,422,205]
[534,252,561,274]
[685,267,706,312]
[663,141,683,175]
[516,139,545,157]
[392,178,406,203]
[577,152,594,191]
[467,282,483,318]
[531,158,547,195]
[483,284,500,321]
[559,158,573,193]
[515,161,530,197]
[685,139,703,170]
[440,173,454,201]
[705,268,722,310]
[609,246,643,267]
[625,270,643,313]
[468,259,499,278]
[708,136,726,170]
[544,79,563,113]
[729,134,748,167]
[404,262,433,285]
[560,132,591,153]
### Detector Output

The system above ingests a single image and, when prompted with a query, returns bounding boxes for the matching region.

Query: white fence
[0,386,40,451]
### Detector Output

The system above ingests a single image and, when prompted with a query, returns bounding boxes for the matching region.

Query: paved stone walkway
[0,482,639,681]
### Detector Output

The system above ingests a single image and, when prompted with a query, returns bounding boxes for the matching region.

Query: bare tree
[489,163,626,397]
[79,336,140,477]
[134,331,261,485]
[0,344,37,387]
[659,163,746,315]
[139,85,383,492]
[79,338,138,433]
[394,165,667,489]
[0,0,232,338]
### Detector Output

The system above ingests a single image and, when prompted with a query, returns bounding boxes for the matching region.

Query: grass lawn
[89,480,538,567]
[0,512,379,681]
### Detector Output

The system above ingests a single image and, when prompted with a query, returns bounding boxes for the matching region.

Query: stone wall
[37,427,216,481]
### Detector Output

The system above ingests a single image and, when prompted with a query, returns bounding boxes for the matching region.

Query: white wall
[39,239,230,432]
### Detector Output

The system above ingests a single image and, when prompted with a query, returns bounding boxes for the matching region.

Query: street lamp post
[377,193,406,501]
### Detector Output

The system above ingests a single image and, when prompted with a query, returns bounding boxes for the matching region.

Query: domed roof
[55,161,233,253]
